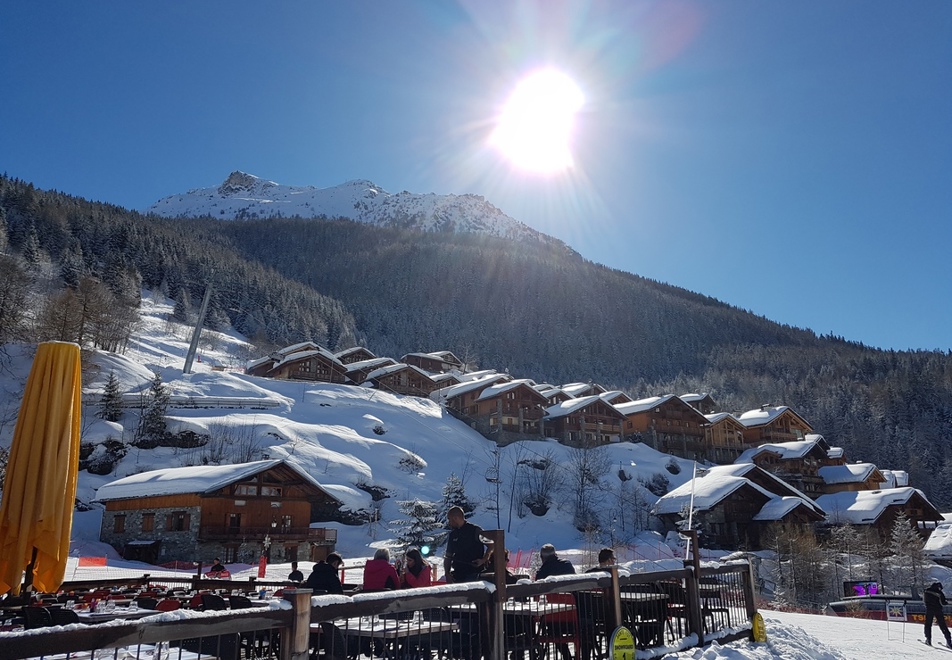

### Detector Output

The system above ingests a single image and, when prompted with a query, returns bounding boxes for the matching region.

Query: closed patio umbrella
[0,342,82,595]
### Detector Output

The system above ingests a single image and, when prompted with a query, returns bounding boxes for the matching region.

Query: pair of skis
[919,640,952,652]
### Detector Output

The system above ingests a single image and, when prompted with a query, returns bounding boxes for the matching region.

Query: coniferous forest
[2,175,951,507]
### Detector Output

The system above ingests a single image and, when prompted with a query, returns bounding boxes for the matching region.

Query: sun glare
[490,69,584,174]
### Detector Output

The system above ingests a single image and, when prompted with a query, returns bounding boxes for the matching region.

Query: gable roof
[695,463,825,517]
[614,395,676,416]
[345,357,398,373]
[818,463,882,485]
[735,438,828,464]
[545,395,625,420]
[430,373,509,403]
[754,496,823,522]
[270,347,343,373]
[94,460,339,504]
[560,382,606,398]
[652,473,770,516]
[476,379,544,402]
[737,405,812,430]
[366,362,433,381]
[814,487,941,525]
[335,346,377,360]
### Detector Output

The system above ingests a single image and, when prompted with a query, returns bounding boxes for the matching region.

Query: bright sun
[490,69,584,174]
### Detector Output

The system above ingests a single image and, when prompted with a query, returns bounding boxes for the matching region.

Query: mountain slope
[149,171,565,247]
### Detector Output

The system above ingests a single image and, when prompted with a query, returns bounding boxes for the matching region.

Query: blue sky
[2,1,950,352]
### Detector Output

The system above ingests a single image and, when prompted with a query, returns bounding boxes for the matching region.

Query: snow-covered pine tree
[389,499,444,552]
[889,511,925,593]
[136,372,170,447]
[440,473,474,520]
[98,371,123,422]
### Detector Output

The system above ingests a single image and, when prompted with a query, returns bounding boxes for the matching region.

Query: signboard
[886,601,907,622]
[844,580,879,597]
[610,626,635,660]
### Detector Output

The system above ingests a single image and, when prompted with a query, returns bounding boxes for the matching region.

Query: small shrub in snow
[398,453,425,473]
[640,472,670,497]
[665,458,681,475]
[372,424,386,435]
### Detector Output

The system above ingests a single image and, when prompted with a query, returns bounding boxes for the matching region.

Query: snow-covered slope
[0,292,695,563]
[148,171,559,245]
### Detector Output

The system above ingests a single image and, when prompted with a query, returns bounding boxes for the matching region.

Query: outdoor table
[75,606,156,624]
[317,616,458,660]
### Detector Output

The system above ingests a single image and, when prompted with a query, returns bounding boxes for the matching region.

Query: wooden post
[743,560,758,620]
[484,530,506,660]
[608,565,623,630]
[282,588,312,660]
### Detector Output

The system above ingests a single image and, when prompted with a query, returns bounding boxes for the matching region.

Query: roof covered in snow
[737,405,812,428]
[818,463,880,485]
[476,379,541,402]
[753,496,815,521]
[366,362,432,381]
[429,373,508,402]
[736,439,827,464]
[614,395,677,416]
[814,487,939,525]
[545,395,620,419]
[95,460,339,503]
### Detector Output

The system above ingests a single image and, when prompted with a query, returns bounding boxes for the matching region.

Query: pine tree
[98,371,123,422]
[440,473,474,520]
[172,289,189,323]
[389,499,444,552]
[889,511,925,593]
[137,372,170,447]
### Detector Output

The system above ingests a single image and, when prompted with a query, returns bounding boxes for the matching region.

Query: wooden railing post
[282,588,312,660]
[484,530,506,660]
[684,565,704,648]
[608,565,622,630]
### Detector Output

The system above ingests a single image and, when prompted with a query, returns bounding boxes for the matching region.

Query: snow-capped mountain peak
[149,172,560,245]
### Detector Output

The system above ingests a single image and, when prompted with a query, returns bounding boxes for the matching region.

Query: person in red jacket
[362,548,400,591]
[400,548,432,589]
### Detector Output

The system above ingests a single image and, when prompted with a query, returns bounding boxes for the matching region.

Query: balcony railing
[199,525,310,540]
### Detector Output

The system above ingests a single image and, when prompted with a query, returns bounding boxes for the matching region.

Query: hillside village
[83,314,946,573]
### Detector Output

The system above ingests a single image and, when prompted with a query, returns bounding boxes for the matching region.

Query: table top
[76,607,156,623]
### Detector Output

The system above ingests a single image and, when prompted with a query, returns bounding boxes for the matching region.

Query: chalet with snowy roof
[535,384,572,406]
[735,436,832,496]
[615,395,710,460]
[818,463,886,494]
[95,460,342,565]
[366,363,439,398]
[430,372,463,388]
[334,346,377,364]
[544,396,625,447]
[246,345,347,384]
[465,379,549,443]
[401,351,464,373]
[736,405,814,445]
[814,487,942,539]
[704,413,747,464]
[600,390,633,405]
[344,357,399,385]
[561,382,608,398]
[431,373,510,414]
[826,446,846,465]
[680,393,717,415]
[652,464,825,549]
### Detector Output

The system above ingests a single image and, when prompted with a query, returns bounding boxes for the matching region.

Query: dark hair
[405,548,425,577]
[597,548,615,564]
[327,552,343,566]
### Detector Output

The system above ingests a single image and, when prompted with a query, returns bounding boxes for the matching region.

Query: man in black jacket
[534,544,575,579]
[924,581,952,647]
[306,553,344,595]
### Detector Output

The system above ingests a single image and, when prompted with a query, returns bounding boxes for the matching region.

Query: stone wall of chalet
[101,505,201,562]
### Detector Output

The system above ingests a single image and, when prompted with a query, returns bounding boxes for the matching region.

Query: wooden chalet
[736,405,814,445]
[704,413,747,464]
[653,464,825,549]
[345,357,399,385]
[334,346,377,365]
[534,384,572,407]
[614,395,710,460]
[544,396,626,447]
[600,390,633,405]
[470,379,549,444]
[560,382,608,399]
[680,393,717,415]
[366,363,439,398]
[95,460,342,565]
[735,436,833,496]
[818,463,887,494]
[246,344,347,384]
[401,351,464,374]
[815,487,943,540]
[430,373,510,416]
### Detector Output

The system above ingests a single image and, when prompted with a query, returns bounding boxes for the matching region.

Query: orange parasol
[0,341,82,594]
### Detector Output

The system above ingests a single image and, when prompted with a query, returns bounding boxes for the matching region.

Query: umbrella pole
[21,548,37,597]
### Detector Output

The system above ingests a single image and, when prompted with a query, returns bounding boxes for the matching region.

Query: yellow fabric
[0,342,82,594]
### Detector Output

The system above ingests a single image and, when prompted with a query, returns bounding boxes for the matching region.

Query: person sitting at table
[585,547,616,573]
[288,561,304,583]
[306,553,344,595]
[400,547,432,588]
[534,544,575,579]
[363,548,400,591]
[208,557,226,573]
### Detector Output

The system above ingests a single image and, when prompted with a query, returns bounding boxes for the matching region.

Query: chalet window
[281,515,292,531]
[168,511,190,532]
[236,484,257,496]
[228,513,241,531]
[224,544,240,563]
[285,545,298,561]
[114,515,126,533]
[261,486,282,497]
[141,513,155,533]
[300,361,312,372]
[507,392,515,400]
